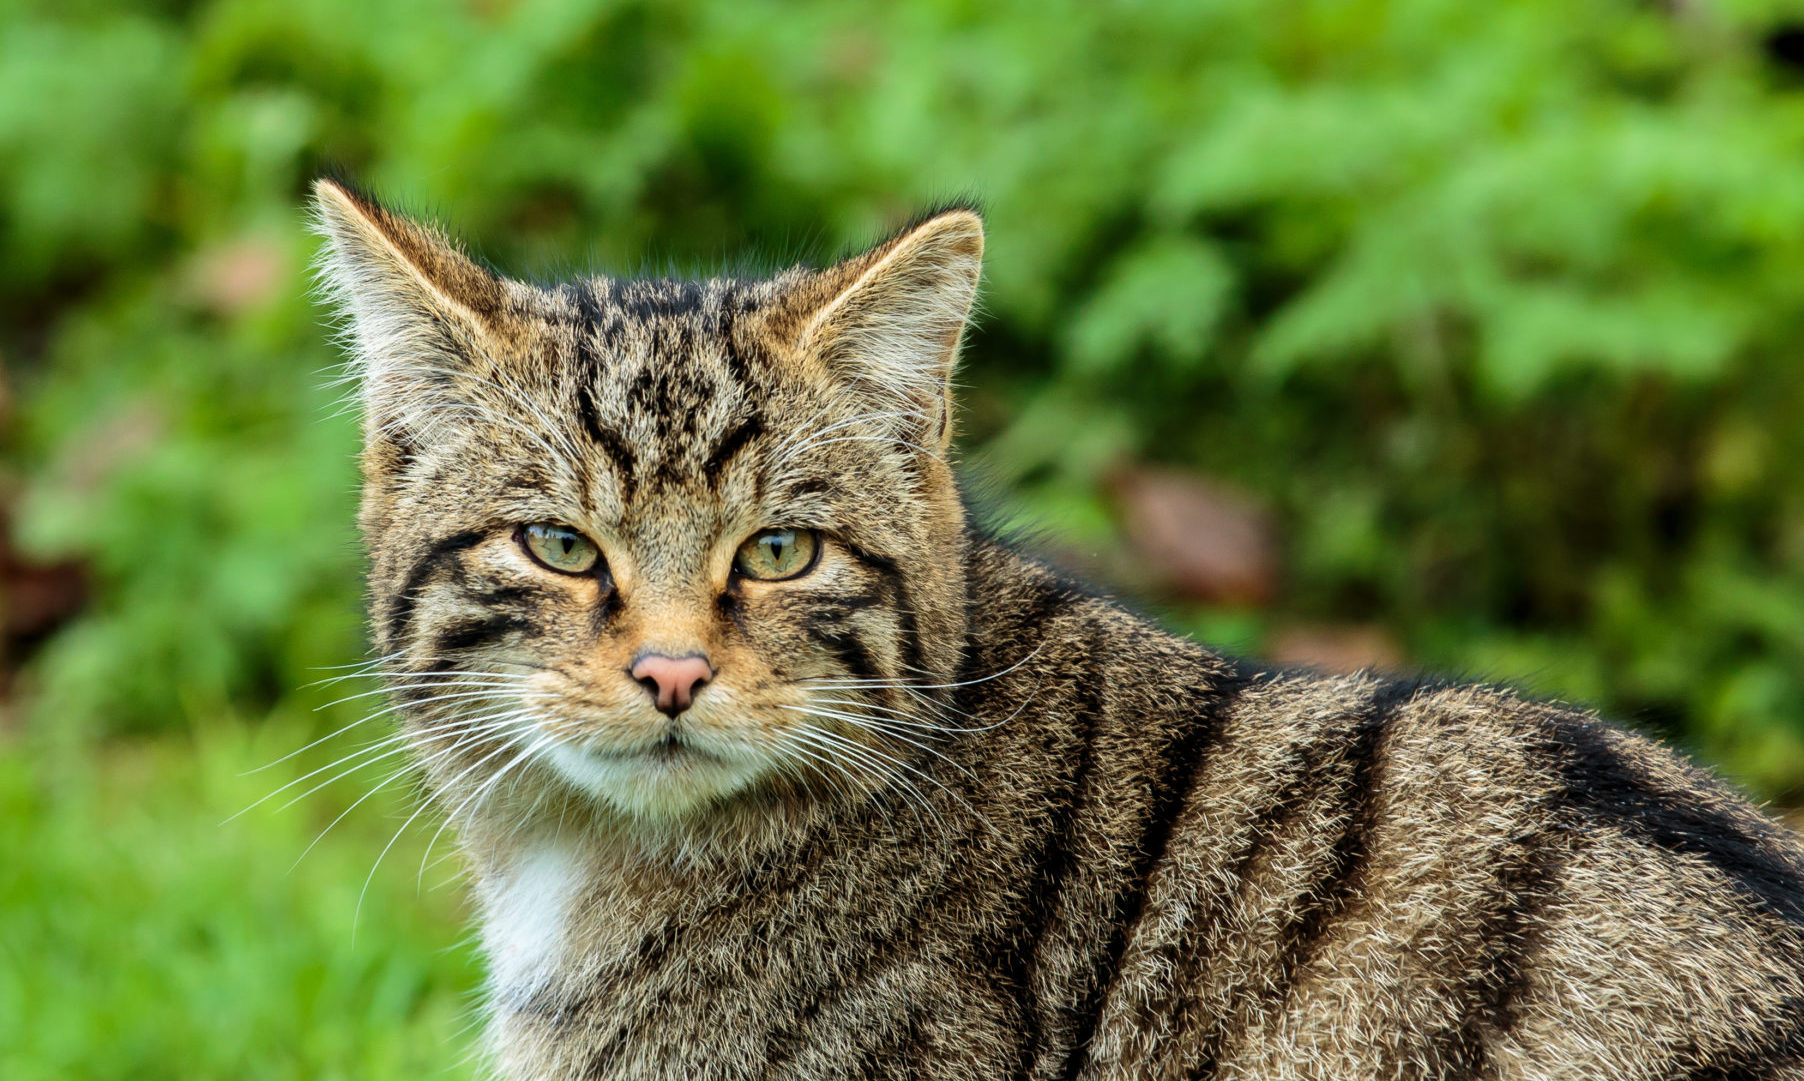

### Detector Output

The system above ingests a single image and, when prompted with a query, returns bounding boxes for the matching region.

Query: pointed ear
[311,178,508,438]
[790,208,983,448]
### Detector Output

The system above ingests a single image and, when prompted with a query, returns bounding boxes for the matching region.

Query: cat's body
[311,179,1804,1080]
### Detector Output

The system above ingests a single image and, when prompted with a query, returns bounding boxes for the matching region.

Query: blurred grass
[0,717,481,1080]
[7,0,1804,1073]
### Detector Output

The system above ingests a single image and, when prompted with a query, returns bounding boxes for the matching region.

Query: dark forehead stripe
[702,414,765,480]
[717,281,783,389]
[564,280,642,501]
[622,278,702,319]
[720,289,752,384]
[575,382,638,504]
[563,279,605,326]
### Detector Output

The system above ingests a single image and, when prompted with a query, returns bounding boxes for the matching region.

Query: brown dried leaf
[1112,467,1278,605]
[0,507,88,694]
[185,235,287,316]
[1267,624,1404,674]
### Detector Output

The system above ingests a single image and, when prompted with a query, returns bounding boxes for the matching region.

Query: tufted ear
[311,178,509,442]
[789,208,984,449]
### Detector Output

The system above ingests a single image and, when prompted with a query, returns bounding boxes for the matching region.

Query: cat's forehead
[530,275,815,508]
[551,276,787,417]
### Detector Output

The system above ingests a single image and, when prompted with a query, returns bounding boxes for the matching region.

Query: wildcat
[312,177,1804,1080]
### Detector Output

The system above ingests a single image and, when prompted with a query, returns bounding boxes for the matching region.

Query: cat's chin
[541,738,773,820]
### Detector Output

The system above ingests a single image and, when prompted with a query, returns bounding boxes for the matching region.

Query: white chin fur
[543,741,770,819]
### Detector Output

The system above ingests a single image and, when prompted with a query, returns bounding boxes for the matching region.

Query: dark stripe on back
[1266,678,1410,1008]
[1426,827,1562,1078]
[1111,667,1364,1076]
[386,530,485,647]
[1055,660,1253,1081]
[1671,996,1804,1080]
[1478,836,1559,1035]
[1001,615,1104,1080]
[1548,716,1804,926]
[851,1005,927,1080]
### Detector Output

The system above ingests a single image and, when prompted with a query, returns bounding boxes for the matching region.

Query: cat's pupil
[762,533,796,568]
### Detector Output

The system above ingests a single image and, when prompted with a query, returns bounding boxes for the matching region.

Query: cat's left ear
[311,178,511,443]
[788,207,984,449]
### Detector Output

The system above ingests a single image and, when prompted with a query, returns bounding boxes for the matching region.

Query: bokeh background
[8,0,1804,1076]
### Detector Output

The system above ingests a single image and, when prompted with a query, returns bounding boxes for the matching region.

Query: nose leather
[630,653,713,716]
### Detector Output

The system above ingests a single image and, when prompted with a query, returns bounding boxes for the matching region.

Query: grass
[0,716,482,1081]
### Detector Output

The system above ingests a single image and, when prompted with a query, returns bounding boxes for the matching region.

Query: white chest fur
[479,842,583,996]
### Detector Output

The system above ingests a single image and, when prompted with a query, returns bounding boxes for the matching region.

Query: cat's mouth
[537,718,774,818]
[586,731,719,763]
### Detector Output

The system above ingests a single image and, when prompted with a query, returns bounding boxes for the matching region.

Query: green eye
[520,523,601,575]
[733,528,820,581]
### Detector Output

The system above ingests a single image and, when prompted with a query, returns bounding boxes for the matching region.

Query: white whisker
[786,725,943,840]
[803,696,1006,734]
[417,731,554,888]
[782,704,979,782]
[272,708,542,816]
[353,731,539,939]
[801,641,1045,692]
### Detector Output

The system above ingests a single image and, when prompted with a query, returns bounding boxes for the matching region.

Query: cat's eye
[733,528,820,581]
[520,523,602,576]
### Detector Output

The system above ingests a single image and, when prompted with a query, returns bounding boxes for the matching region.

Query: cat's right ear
[311,178,507,441]
[770,207,984,450]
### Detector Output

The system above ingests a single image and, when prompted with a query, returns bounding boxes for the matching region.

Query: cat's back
[1071,645,1804,1076]
[965,545,1804,1078]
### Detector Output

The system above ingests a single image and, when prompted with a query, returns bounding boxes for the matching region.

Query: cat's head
[313,179,982,830]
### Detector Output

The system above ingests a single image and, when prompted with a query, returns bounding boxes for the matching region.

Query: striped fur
[313,179,1804,1080]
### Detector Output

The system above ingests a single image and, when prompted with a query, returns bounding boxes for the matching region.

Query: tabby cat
[312,177,1804,1080]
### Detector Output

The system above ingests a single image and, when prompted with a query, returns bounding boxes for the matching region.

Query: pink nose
[630,653,713,716]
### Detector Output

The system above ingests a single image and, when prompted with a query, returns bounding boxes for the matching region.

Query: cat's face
[314,181,982,827]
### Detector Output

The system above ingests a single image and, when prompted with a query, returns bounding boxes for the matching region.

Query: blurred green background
[7,0,1804,1075]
